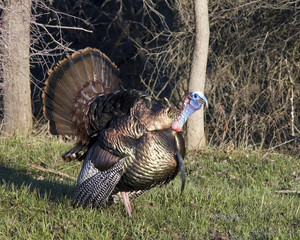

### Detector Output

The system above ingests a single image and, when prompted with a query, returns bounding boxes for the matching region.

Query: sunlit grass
[0,135,299,239]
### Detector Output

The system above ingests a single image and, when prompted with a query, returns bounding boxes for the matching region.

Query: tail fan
[43,48,120,143]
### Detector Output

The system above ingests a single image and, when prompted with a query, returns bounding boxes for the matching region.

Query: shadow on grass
[0,163,75,202]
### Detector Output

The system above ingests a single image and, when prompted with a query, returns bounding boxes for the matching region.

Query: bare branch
[35,23,76,53]
[34,22,93,33]
[28,163,77,181]
[273,190,300,195]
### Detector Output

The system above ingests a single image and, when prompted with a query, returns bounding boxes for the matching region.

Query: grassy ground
[0,135,299,240]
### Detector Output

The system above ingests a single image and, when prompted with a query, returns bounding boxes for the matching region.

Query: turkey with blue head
[43,48,208,217]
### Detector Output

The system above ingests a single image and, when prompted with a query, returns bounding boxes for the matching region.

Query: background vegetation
[30,0,300,153]
[0,0,299,151]
[206,0,300,150]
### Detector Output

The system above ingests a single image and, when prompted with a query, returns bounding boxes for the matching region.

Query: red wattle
[171,122,182,132]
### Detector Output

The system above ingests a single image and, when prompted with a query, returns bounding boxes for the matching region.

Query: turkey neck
[172,96,197,132]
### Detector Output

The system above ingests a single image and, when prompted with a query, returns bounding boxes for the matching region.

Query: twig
[273,190,300,194]
[269,139,295,150]
[285,58,295,137]
[36,23,76,53]
[28,164,76,181]
[34,22,93,33]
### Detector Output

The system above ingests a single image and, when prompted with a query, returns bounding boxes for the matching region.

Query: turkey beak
[198,97,208,108]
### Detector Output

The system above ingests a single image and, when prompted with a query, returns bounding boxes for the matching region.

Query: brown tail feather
[43,47,120,141]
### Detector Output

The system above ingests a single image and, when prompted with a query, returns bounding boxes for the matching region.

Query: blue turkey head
[172,91,208,132]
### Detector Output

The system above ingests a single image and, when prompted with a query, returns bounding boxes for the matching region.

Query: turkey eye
[193,94,198,99]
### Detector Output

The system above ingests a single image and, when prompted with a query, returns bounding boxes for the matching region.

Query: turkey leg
[121,191,133,218]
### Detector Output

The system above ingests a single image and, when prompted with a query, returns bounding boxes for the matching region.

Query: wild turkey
[43,47,207,217]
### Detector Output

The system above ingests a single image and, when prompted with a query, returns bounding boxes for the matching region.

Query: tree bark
[2,0,32,136]
[187,0,209,150]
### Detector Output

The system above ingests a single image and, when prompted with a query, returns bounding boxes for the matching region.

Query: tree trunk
[2,0,32,136]
[187,0,209,150]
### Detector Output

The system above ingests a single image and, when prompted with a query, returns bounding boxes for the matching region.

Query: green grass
[0,135,299,239]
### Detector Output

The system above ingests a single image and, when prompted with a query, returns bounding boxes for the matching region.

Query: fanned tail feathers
[43,48,120,143]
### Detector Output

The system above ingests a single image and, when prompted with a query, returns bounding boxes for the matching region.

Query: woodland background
[0,0,299,154]
[0,1,299,239]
